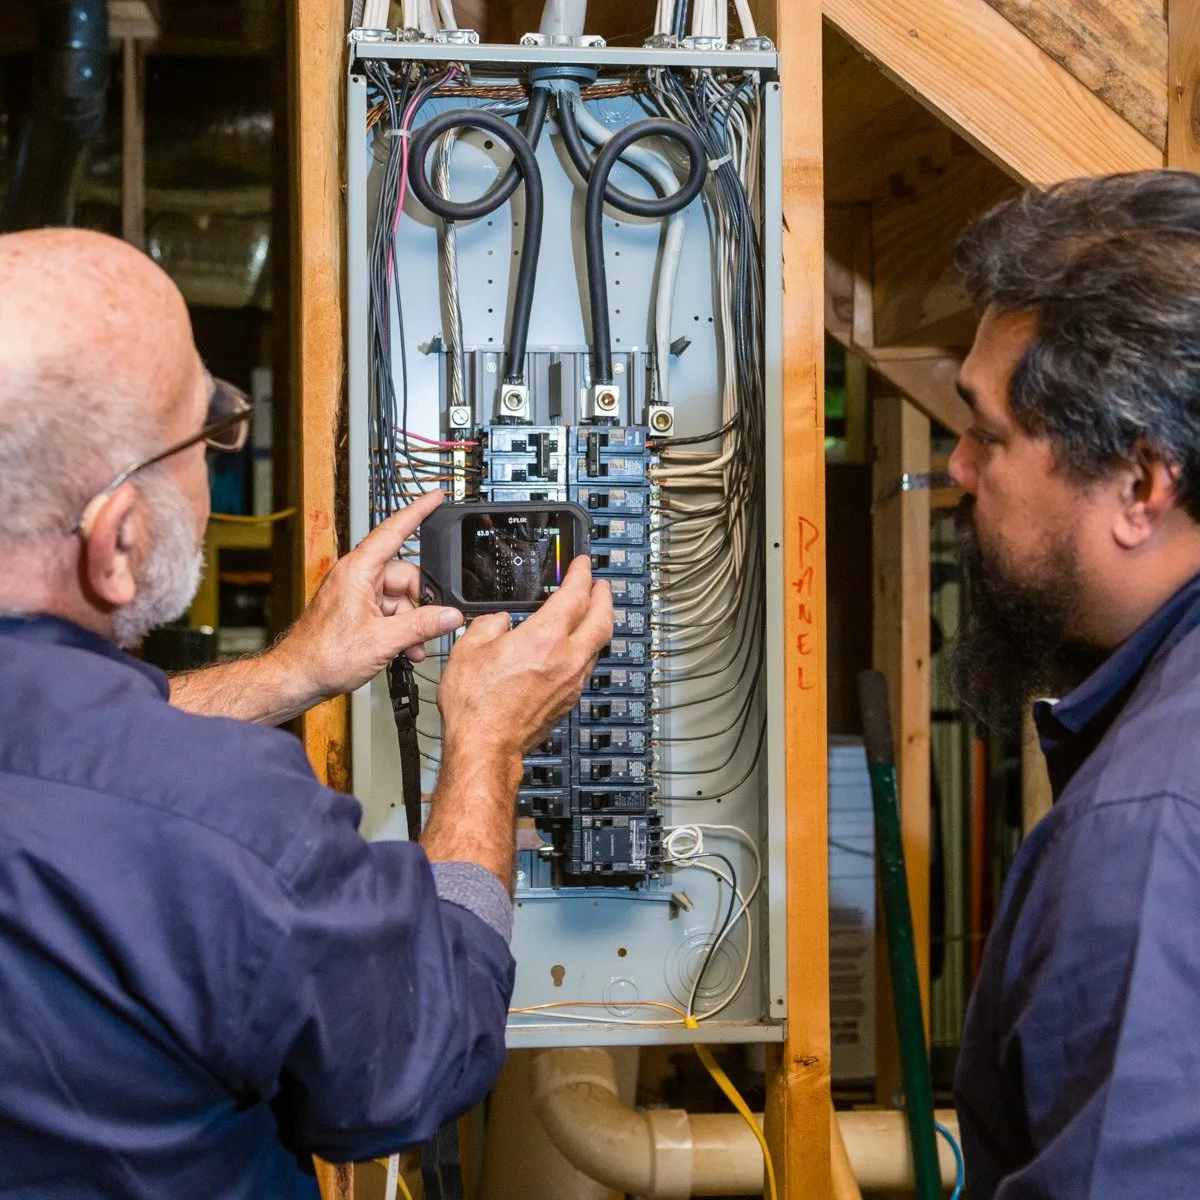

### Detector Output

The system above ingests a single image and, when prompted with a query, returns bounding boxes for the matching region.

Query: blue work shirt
[955,572,1200,1198]
[0,615,516,1199]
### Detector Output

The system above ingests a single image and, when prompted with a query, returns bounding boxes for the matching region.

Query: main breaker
[346,27,787,1047]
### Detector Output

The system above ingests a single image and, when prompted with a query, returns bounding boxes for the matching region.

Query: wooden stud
[1168,0,1200,169]
[762,0,834,1193]
[293,0,352,794]
[823,0,1162,187]
[871,394,932,1102]
[292,1,353,1194]
[120,38,146,250]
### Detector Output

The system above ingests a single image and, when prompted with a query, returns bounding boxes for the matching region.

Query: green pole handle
[857,669,943,1200]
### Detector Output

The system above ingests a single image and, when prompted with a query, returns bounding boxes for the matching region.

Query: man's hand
[420,556,613,886]
[170,491,463,725]
[436,554,614,757]
[270,490,464,705]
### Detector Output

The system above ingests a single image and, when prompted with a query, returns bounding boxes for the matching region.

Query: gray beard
[112,471,206,649]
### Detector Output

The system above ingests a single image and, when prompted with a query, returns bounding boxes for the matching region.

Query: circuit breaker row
[481,423,662,887]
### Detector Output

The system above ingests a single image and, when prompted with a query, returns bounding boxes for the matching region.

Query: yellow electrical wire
[373,1158,415,1200]
[208,508,297,524]
[684,1015,779,1200]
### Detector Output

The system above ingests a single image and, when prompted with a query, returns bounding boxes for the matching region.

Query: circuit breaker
[346,32,787,1047]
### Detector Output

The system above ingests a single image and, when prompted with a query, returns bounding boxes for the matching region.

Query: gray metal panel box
[346,38,787,1047]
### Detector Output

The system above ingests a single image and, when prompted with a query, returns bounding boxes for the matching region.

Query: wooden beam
[293,0,352,795]
[109,0,158,40]
[822,0,1162,186]
[826,206,972,434]
[871,152,1017,347]
[981,0,1167,150]
[293,1,353,1193]
[871,393,932,1102]
[763,0,833,1192]
[1168,0,1200,169]
[868,349,970,436]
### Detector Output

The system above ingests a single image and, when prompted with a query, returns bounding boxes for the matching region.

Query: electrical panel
[347,34,786,1046]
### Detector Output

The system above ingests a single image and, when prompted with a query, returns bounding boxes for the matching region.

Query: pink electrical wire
[399,429,478,448]
[386,65,458,286]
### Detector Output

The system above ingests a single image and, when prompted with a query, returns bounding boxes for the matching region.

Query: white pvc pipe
[539,0,589,36]
[529,1047,961,1196]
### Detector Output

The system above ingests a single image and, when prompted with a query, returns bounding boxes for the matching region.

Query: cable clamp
[708,152,733,172]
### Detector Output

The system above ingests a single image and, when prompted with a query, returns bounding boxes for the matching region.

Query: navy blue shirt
[0,616,515,1199]
[955,572,1200,1198]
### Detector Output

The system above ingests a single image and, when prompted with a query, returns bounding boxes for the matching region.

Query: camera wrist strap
[386,655,465,1199]
[385,655,423,843]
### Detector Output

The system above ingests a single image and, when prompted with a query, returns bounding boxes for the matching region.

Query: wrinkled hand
[271,490,463,704]
[436,555,614,758]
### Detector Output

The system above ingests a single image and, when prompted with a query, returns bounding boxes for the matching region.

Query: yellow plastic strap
[684,1016,779,1200]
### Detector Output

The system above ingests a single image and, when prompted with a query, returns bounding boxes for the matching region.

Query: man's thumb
[384,605,463,654]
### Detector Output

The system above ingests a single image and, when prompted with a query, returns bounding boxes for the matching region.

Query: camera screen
[460,510,571,604]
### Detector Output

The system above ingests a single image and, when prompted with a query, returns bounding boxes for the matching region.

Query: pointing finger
[350,490,444,573]
[525,554,593,633]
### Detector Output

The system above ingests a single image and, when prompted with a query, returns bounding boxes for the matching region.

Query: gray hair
[954,169,1200,520]
[0,365,159,544]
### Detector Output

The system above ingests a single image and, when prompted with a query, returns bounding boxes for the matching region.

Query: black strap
[386,663,465,1196]
[419,1117,466,1200]
[386,655,423,843]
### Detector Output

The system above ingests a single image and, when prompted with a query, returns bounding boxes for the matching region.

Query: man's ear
[81,483,145,609]
[1112,442,1181,551]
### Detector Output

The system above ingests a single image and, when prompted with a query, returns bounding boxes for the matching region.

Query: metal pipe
[529,1046,961,1196]
[1,0,109,232]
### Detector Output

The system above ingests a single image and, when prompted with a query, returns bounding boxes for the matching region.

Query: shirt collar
[1046,571,1200,737]
[0,614,170,699]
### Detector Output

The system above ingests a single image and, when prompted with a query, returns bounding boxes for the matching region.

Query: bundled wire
[579,116,707,386]
[600,69,767,815]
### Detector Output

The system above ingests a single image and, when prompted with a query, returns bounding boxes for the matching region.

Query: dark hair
[954,169,1200,520]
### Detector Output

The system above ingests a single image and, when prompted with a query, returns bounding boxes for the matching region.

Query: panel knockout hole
[550,964,566,988]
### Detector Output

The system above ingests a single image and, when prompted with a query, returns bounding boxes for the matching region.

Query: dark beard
[947,497,1105,737]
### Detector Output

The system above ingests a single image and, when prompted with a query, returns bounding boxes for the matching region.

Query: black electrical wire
[408,107,545,385]
[687,852,739,1011]
[670,0,690,41]
[559,98,705,220]
[583,117,709,385]
[421,87,548,219]
[649,412,742,449]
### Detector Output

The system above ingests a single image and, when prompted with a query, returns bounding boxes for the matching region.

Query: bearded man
[0,229,612,1197]
[947,169,1200,1197]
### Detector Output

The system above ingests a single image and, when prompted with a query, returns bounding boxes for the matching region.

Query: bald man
[0,229,612,1197]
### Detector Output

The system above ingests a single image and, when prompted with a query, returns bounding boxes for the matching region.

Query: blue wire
[935,1120,965,1200]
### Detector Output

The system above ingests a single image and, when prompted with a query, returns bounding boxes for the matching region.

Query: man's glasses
[71,373,253,537]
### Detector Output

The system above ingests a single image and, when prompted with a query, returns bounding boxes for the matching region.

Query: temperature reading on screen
[461,511,567,604]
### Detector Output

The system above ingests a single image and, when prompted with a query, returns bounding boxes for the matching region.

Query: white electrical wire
[384,1154,400,1198]
[663,824,763,1019]
[363,0,390,29]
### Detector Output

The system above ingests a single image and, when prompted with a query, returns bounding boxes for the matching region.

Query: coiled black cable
[408,100,547,385]
[582,118,708,385]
